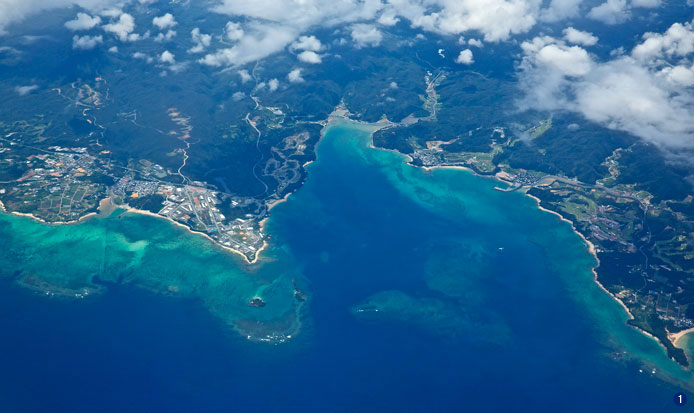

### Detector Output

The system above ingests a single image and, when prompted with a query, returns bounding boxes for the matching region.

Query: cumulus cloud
[72,34,103,49]
[632,0,660,7]
[291,35,323,63]
[292,35,322,52]
[225,21,244,41]
[456,49,474,65]
[297,50,322,64]
[267,78,279,91]
[152,13,177,30]
[540,0,583,22]
[203,0,579,67]
[587,0,659,25]
[154,30,176,42]
[103,13,140,41]
[159,50,175,64]
[632,21,694,62]
[521,36,593,77]
[199,23,297,67]
[15,84,38,95]
[189,28,212,53]
[65,12,101,31]
[518,21,694,151]
[238,69,252,83]
[350,23,382,48]
[467,38,483,47]
[377,10,399,26]
[287,68,304,83]
[132,51,153,63]
[563,27,598,46]
[400,0,540,42]
[0,0,121,35]
[211,0,383,30]
[588,0,630,25]
[100,7,122,18]
[660,65,694,87]
[0,0,556,44]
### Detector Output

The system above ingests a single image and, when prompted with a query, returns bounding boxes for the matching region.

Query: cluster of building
[511,171,540,186]
[412,148,443,166]
[1,136,267,261]
[0,147,105,221]
[156,185,264,261]
[112,177,158,198]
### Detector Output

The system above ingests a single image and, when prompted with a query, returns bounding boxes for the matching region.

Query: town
[0,140,268,262]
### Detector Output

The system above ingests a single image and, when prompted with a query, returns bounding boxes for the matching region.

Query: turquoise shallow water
[0,119,691,411]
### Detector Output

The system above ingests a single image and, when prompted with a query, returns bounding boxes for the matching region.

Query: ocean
[0,119,690,412]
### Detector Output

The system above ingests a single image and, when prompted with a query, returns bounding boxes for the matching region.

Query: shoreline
[1,113,688,365]
[0,197,265,265]
[354,118,687,369]
[0,117,333,269]
[0,199,98,225]
[123,207,263,265]
[524,193,667,347]
[669,327,694,349]
[525,188,694,373]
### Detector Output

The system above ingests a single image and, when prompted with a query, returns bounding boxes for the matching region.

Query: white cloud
[108,45,118,53]
[297,50,322,64]
[99,7,122,18]
[661,65,694,87]
[103,13,139,41]
[467,38,483,47]
[399,0,540,42]
[537,44,593,77]
[205,0,573,66]
[632,0,660,7]
[632,21,694,63]
[563,27,598,46]
[225,21,244,41]
[65,12,101,31]
[3,0,560,43]
[154,30,176,42]
[15,84,38,95]
[377,11,399,26]
[518,22,694,151]
[160,50,175,64]
[211,0,383,31]
[267,78,279,91]
[350,23,382,48]
[292,35,322,52]
[287,68,304,83]
[72,34,103,49]
[132,51,153,63]
[195,0,610,67]
[521,36,594,77]
[238,69,252,83]
[540,0,583,22]
[0,0,121,35]
[199,23,297,67]
[189,28,212,53]
[152,13,177,30]
[456,49,474,65]
[588,0,630,25]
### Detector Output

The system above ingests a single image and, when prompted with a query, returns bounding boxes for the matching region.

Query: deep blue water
[0,122,689,412]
